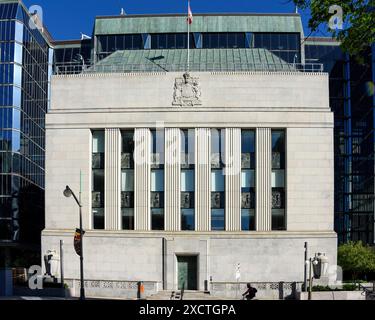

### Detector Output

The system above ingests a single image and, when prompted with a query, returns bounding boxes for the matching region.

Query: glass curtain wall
[241,130,255,230]
[0,2,50,245]
[96,34,143,60]
[121,130,134,230]
[92,131,105,229]
[272,130,286,230]
[151,129,165,230]
[211,129,225,230]
[181,129,195,230]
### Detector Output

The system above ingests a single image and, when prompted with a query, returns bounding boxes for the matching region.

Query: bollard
[138,281,145,300]
[204,280,209,293]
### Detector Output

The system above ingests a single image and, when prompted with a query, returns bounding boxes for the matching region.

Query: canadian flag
[187,1,193,25]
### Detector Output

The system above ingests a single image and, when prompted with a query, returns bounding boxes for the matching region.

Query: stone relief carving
[172,72,202,107]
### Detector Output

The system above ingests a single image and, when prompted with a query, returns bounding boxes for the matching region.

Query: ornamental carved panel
[121,192,134,208]
[121,153,133,169]
[151,192,164,208]
[272,190,285,209]
[92,153,104,169]
[241,192,255,209]
[241,153,252,169]
[211,192,224,209]
[172,72,202,107]
[181,192,194,209]
[92,192,103,208]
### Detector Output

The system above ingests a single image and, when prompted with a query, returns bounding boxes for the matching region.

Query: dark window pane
[241,209,255,231]
[167,34,176,49]
[181,209,195,231]
[272,209,285,230]
[211,209,225,230]
[122,208,134,230]
[93,208,104,229]
[218,33,227,48]
[107,35,116,51]
[116,35,125,50]
[270,33,280,50]
[176,34,185,49]
[152,208,164,230]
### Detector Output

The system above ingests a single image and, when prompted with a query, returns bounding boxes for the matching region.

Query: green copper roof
[94,14,303,35]
[90,48,295,73]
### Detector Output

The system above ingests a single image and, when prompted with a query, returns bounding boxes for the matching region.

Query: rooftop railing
[54,61,324,75]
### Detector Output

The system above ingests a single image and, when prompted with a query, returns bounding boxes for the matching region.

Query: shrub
[338,241,375,281]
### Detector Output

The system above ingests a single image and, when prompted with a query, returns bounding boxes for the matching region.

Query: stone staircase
[147,290,226,300]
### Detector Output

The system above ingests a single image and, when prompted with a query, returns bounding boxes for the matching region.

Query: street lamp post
[64,185,85,300]
[307,253,329,300]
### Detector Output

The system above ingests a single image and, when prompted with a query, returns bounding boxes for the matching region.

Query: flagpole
[187,0,190,73]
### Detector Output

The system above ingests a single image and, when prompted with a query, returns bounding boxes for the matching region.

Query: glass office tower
[306,40,375,245]
[0,0,52,265]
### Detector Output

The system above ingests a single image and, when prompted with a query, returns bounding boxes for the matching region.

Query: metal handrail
[54,62,324,75]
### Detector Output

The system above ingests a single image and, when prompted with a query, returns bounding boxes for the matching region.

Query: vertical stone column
[195,128,211,231]
[256,128,272,231]
[225,128,242,231]
[165,128,181,231]
[104,128,121,230]
[134,128,151,231]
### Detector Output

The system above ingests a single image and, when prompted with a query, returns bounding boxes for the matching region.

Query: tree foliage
[338,241,375,279]
[293,0,375,59]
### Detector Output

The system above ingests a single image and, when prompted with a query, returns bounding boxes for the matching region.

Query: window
[241,130,256,231]
[272,130,286,230]
[92,131,104,229]
[96,34,143,61]
[121,131,134,230]
[253,33,301,63]
[151,129,164,230]
[211,129,225,230]
[151,33,195,50]
[181,129,195,231]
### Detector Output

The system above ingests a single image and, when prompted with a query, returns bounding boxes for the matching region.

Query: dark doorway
[177,255,198,290]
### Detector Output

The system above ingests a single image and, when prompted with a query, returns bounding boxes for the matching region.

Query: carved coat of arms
[172,72,202,107]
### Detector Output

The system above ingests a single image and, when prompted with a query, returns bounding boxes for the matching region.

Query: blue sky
[21,0,323,40]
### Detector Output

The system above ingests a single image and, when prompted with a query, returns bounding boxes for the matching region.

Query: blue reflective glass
[14,42,22,64]
[12,108,21,130]
[151,169,164,191]
[0,4,18,20]
[12,86,21,107]
[211,129,223,154]
[181,170,194,192]
[0,108,12,128]
[211,209,225,230]
[211,170,225,192]
[11,130,20,152]
[241,130,255,153]
[0,130,11,150]
[14,21,23,43]
[181,209,195,231]
[241,209,255,231]
[13,64,22,86]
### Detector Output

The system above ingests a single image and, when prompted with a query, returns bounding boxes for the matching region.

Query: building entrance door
[177,255,198,290]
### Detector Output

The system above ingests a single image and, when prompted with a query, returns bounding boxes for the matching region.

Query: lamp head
[63,186,72,198]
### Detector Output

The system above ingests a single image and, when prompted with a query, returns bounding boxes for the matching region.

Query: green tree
[293,0,375,60]
[338,241,375,280]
